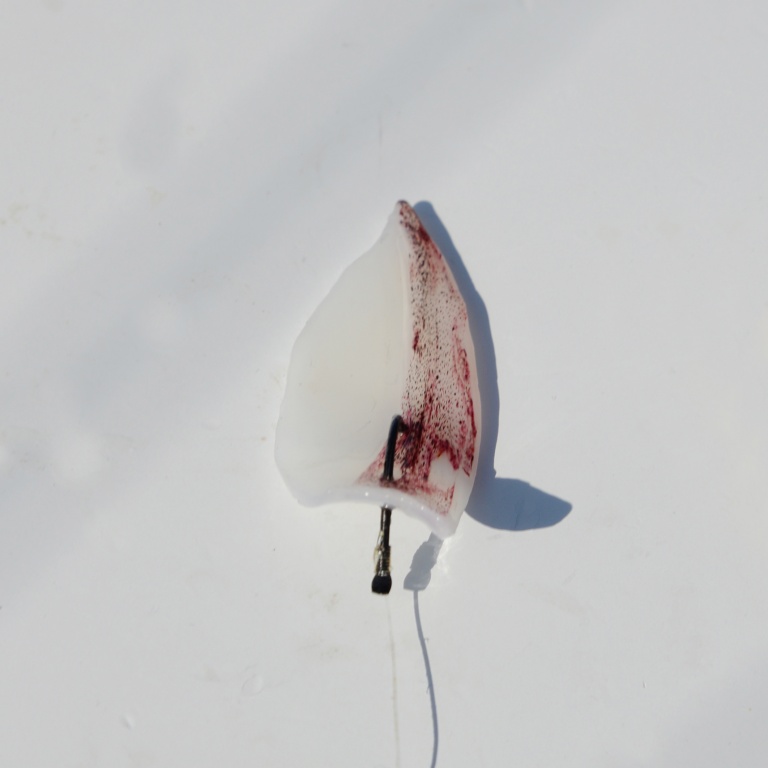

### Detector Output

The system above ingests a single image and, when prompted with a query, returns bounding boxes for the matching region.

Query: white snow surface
[1,3,768,767]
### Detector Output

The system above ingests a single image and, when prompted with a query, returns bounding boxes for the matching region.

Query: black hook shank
[372,416,405,595]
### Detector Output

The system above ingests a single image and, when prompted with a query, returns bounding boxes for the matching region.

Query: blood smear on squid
[275,201,481,539]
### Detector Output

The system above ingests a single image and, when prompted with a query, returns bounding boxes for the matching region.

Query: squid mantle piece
[276,201,481,563]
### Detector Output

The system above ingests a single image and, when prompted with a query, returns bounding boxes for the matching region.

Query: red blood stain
[358,202,477,516]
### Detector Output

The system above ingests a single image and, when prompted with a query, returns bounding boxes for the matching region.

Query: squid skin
[275,201,481,539]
